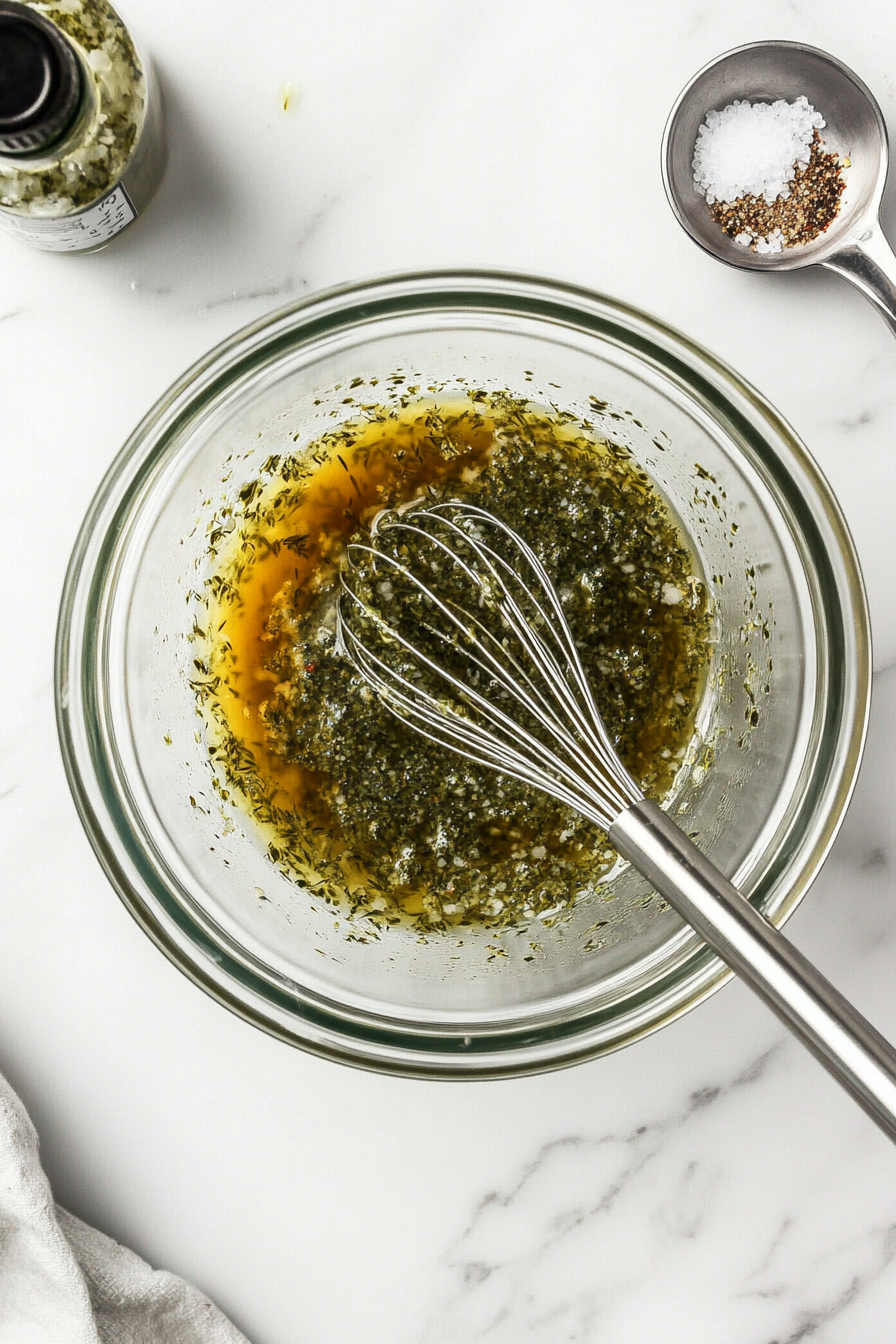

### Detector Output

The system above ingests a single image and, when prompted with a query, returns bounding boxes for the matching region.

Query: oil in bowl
[198,388,711,938]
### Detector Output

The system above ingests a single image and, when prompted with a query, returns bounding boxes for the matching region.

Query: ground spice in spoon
[709,130,847,251]
[693,98,848,254]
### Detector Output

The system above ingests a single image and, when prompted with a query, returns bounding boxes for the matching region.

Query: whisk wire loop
[481,533,638,798]
[344,527,603,782]
[422,503,638,801]
[339,568,609,811]
[337,500,643,828]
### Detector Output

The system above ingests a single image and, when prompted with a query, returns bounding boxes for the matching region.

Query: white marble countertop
[3,1,896,1340]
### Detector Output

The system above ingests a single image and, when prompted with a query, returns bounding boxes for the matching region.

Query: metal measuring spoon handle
[822,224,896,340]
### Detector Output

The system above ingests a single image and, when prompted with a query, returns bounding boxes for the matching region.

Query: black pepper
[710,131,848,252]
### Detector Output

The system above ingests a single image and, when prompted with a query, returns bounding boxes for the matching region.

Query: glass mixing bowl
[56,271,870,1077]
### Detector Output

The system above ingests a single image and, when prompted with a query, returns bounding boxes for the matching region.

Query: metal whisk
[338,499,896,1143]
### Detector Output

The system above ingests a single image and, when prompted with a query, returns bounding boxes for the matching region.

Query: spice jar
[0,0,166,252]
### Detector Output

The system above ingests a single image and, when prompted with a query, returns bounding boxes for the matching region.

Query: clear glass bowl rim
[54,269,871,1078]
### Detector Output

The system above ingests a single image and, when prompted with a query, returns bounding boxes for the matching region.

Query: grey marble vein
[295,198,339,254]
[419,1048,782,1342]
[747,1216,795,1288]
[204,275,297,310]
[767,1223,896,1344]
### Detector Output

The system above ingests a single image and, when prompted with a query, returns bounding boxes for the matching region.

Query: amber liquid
[209,404,496,819]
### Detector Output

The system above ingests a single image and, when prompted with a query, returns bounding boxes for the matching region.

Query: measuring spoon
[662,40,896,339]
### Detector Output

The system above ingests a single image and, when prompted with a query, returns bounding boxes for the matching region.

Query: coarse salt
[692,96,825,205]
[755,227,785,255]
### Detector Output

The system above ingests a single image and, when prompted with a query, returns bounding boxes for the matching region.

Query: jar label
[0,184,137,252]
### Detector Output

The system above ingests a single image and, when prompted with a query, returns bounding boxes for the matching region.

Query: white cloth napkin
[0,1071,250,1344]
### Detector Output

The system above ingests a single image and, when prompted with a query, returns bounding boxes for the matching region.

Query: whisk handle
[610,798,896,1144]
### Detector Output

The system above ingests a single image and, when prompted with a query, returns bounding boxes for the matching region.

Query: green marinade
[204,394,710,931]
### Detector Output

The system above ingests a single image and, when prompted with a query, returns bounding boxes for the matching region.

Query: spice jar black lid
[0,1,81,154]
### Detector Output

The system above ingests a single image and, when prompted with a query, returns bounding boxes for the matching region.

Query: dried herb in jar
[0,0,166,251]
